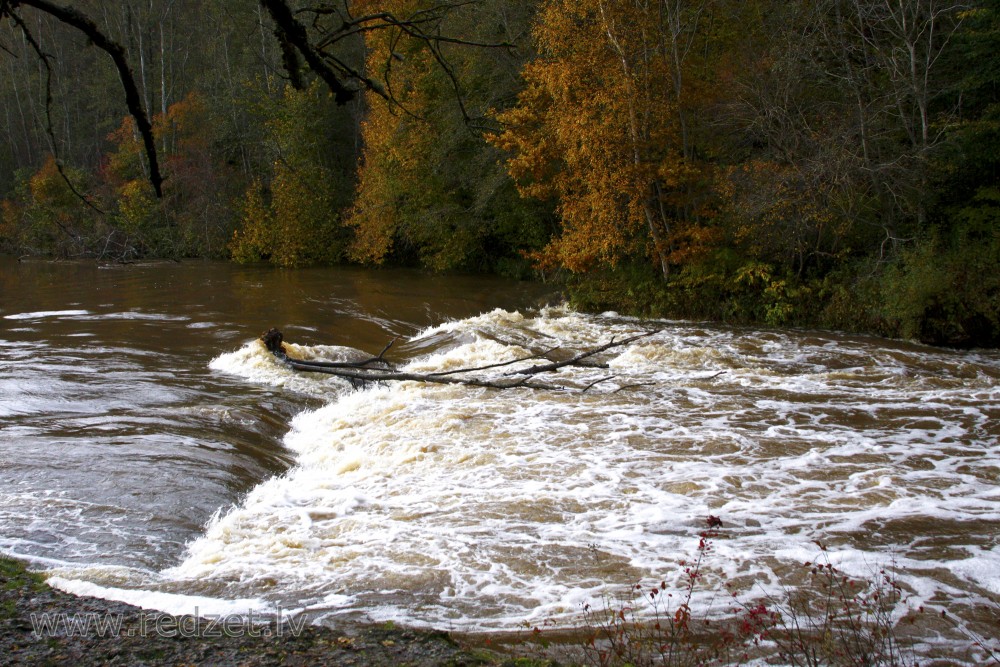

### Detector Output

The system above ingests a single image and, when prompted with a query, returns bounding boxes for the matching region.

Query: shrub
[539,521,942,666]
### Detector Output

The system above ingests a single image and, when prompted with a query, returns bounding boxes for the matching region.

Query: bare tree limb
[259,328,658,392]
[259,0,355,103]
[425,347,558,377]
[2,0,164,197]
[7,9,105,216]
[503,332,655,376]
[260,0,514,123]
[284,359,565,391]
[582,376,617,393]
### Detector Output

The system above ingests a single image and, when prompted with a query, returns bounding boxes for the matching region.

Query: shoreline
[0,557,516,666]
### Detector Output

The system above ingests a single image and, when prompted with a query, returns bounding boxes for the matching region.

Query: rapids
[2,259,998,660]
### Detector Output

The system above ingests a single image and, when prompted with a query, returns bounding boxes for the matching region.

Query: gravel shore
[0,557,519,666]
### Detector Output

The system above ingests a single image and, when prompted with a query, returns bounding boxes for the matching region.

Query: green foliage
[566,254,821,329]
[229,80,354,266]
[523,0,998,346]
[269,160,347,266]
[0,0,996,347]
[347,0,550,273]
[0,557,46,621]
[879,190,1000,347]
[0,157,108,257]
[229,179,276,264]
[954,1,1000,108]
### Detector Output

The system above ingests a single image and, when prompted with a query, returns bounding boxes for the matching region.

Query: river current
[2,258,998,658]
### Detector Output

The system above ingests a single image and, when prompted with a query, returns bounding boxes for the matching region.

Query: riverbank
[0,557,517,666]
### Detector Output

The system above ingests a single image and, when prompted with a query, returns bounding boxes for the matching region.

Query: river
[2,258,998,658]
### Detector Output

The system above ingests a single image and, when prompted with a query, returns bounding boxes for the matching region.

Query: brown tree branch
[284,358,565,391]
[425,347,558,377]
[503,332,655,376]
[7,10,105,216]
[259,328,658,392]
[261,0,513,121]
[3,0,164,197]
[259,0,355,103]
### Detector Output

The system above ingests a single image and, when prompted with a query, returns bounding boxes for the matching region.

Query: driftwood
[259,327,658,391]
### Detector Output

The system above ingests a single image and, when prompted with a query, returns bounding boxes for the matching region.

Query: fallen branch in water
[259,327,658,391]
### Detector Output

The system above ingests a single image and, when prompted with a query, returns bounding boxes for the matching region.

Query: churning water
[2,259,998,657]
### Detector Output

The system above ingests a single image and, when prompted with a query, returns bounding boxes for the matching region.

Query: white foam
[47,577,272,617]
[949,547,1000,594]
[57,308,1000,644]
[208,339,361,397]
[4,309,89,320]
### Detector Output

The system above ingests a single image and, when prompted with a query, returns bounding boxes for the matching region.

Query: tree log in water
[260,327,658,391]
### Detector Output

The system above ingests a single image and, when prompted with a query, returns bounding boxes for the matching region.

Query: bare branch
[261,0,513,120]
[259,328,659,392]
[582,376,617,393]
[6,0,164,197]
[7,10,105,216]
[425,347,558,377]
[505,332,656,376]
[284,359,565,391]
[260,0,355,103]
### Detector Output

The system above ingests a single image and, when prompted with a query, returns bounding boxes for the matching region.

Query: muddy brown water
[2,258,998,661]
[0,259,556,567]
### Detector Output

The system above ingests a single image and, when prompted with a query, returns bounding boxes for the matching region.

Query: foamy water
[45,307,1000,654]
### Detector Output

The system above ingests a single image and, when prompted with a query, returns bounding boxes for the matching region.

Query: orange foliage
[492,0,718,276]
[106,92,214,188]
[157,92,212,155]
[30,156,78,211]
[345,92,411,264]
[345,1,436,265]
[104,116,146,186]
[0,199,21,244]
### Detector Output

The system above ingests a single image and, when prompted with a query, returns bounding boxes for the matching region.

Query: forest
[0,0,997,347]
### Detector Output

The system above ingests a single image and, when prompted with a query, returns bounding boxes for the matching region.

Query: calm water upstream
[2,258,999,657]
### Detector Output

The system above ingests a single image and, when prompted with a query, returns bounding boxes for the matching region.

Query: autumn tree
[873,0,1000,346]
[940,0,1000,210]
[721,0,968,269]
[492,0,721,279]
[0,155,103,256]
[229,79,356,266]
[346,0,549,273]
[102,91,239,258]
[1,0,495,204]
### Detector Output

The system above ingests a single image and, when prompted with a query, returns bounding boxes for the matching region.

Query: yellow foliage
[116,179,157,234]
[491,0,718,274]
[0,199,20,243]
[345,18,437,265]
[345,98,408,264]
[157,92,212,155]
[229,179,275,263]
[29,156,79,210]
[229,79,352,266]
[721,160,851,269]
[271,162,341,266]
[105,116,145,185]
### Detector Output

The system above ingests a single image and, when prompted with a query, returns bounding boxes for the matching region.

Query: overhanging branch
[4,0,164,197]
[260,0,355,103]
[260,0,513,118]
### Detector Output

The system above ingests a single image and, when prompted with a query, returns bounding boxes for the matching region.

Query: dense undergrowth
[565,221,1000,349]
